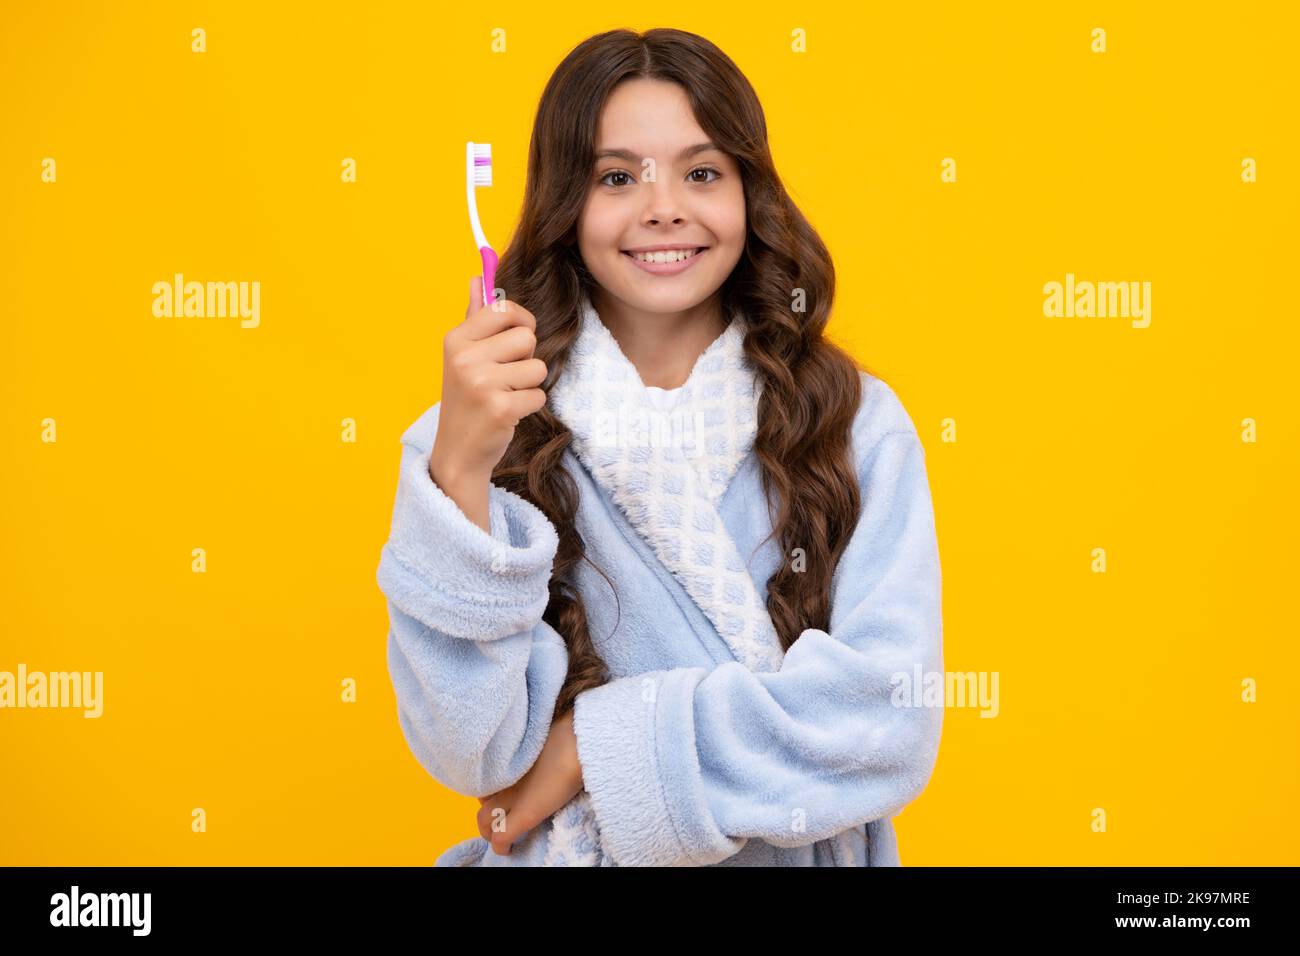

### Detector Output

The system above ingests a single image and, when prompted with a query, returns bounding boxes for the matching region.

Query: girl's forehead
[597,81,703,131]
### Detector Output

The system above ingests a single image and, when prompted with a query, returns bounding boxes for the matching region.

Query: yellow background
[2,2,1296,865]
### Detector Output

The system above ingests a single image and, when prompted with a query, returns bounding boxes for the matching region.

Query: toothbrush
[466,141,497,309]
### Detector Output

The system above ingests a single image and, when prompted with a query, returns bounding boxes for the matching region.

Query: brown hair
[490,27,879,717]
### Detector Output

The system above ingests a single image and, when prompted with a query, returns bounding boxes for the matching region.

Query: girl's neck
[590,289,729,390]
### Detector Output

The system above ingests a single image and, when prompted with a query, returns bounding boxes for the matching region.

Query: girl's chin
[604,287,714,313]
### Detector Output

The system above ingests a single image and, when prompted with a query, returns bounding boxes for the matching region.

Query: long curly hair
[490,27,879,718]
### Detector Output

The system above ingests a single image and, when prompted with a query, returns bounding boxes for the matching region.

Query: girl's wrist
[429,446,487,492]
[428,450,492,532]
[556,709,586,792]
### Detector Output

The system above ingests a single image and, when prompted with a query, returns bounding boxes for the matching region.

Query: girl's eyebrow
[594,142,719,162]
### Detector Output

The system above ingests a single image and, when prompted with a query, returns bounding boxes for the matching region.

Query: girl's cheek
[703,216,744,250]
[579,203,622,246]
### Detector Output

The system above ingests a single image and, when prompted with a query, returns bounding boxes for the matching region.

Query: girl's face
[577,78,746,317]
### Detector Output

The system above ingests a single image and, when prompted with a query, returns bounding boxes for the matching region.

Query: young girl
[377,27,943,867]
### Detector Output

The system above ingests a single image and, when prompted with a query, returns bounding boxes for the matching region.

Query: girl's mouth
[620,247,708,276]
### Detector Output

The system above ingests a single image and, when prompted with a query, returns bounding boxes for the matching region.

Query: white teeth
[630,248,701,263]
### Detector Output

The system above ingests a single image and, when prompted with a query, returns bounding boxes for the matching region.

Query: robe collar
[548,292,785,674]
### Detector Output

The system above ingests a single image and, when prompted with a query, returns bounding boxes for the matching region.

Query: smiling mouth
[620,247,709,277]
[621,247,705,261]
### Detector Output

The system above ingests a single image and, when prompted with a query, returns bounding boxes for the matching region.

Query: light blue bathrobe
[376,367,943,867]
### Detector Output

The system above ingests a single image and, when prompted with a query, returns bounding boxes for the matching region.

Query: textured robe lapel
[548,294,785,673]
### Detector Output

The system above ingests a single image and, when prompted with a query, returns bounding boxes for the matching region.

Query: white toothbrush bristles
[472,142,492,187]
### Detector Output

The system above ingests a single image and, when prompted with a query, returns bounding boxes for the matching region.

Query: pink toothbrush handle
[479,246,498,308]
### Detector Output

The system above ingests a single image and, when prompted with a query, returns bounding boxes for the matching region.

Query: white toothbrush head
[470,141,492,186]
[466,141,492,250]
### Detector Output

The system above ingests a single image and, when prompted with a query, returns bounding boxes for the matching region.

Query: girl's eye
[688,165,722,184]
[598,165,723,188]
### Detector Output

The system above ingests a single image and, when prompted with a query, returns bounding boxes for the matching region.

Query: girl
[377,27,943,866]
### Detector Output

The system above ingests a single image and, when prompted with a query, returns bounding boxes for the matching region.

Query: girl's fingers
[477,804,496,843]
[477,776,548,856]
[478,790,517,845]
[459,298,536,344]
[478,800,534,856]
[493,357,549,391]
[465,276,483,319]
[470,324,537,364]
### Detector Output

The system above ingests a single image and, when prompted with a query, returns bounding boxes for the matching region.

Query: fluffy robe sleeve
[376,402,570,798]
[570,426,944,867]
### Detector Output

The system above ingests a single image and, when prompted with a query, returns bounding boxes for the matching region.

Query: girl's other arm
[570,426,944,866]
[377,403,568,798]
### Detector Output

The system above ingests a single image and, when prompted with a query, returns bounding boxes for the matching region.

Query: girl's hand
[428,278,549,494]
[475,708,585,856]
